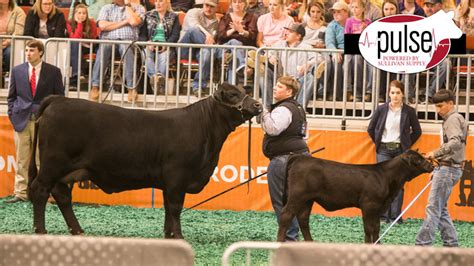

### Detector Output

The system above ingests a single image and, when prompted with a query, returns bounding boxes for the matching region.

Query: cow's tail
[283,154,302,206]
[27,96,59,199]
[27,119,40,200]
[36,95,61,118]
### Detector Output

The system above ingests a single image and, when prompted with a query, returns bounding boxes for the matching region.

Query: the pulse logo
[358,11,462,74]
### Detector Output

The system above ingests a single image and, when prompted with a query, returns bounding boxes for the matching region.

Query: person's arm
[67,22,84,38]
[52,12,67,37]
[325,24,336,49]
[124,2,142,27]
[261,106,292,136]
[7,70,17,118]
[52,67,65,96]
[89,19,99,39]
[23,10,36,37]
[408,107,422,145]
[432,116,465,159]
[13,7,26,36]
[167,15,181,43]
[367,107,380,143]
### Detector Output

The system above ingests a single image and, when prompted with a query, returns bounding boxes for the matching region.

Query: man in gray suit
[6,39,65,203]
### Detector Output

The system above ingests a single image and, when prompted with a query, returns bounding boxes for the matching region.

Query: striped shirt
[97,3,145,41]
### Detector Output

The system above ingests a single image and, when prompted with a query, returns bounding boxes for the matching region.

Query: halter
[211,93,251,118]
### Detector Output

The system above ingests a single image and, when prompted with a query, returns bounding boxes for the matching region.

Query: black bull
[278,150,434,243]
[27,83,262,238]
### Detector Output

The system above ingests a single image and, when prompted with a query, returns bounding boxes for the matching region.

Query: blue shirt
[325,20,345,49]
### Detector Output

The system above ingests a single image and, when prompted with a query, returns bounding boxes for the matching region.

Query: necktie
[30,67,36,97]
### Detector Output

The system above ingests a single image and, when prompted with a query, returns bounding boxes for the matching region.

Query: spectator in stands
[286,0,302,21]
[325,1,349,101]
[345,0,372,102]
[398,0,426,16]
[171,0,195,12]
[1,0,26,73]
[260,75,310,242]
[262,23,319,108]
[145,0,180,93]
[367,80,422,224]
[454,0,474,36]
[178,0,219,95]
[422,0,449,103]
[6,39,64,203]
[69,0,113,21]
[302,1,326,49]
[247,0,293,77]
[217,0,258,84]
[90,0,145,102]
[364,0,382,21]
[23,0,67,38]
[247,0,269,18]
[416,89,467,247]
[66,3,98,87]
[256,0,293,48]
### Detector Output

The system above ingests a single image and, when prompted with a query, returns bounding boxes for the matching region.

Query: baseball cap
[284,23,306,38]
[424,0,443,5]
[329,1,350,13]
[204,0,218,7]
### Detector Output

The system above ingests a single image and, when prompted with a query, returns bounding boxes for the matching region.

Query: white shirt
[28,61,42,89]
[381,104,401,143]
[261,106,292,136]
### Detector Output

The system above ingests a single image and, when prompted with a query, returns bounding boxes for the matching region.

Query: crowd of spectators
[1,0,473,104]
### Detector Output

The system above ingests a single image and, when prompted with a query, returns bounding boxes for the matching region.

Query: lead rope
[247,119,252,193]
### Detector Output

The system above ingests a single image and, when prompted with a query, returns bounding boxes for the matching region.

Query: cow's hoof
[34,228,47,234]
[70,229,84,235]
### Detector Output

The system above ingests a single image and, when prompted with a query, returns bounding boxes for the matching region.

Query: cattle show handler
[416,89,468,247]
[260,75,309,241]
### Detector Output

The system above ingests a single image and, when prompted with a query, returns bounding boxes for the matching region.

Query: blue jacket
[7,62,65,132]
[367,102,422,152]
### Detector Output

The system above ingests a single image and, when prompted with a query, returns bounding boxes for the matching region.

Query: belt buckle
[385,142,398,150]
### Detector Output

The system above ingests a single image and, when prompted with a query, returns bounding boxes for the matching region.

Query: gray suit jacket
[7,61,65,132]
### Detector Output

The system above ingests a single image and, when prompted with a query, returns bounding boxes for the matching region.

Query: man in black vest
[261,75,309,241]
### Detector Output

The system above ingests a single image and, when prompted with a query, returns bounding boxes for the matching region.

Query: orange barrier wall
[1,116,473,221]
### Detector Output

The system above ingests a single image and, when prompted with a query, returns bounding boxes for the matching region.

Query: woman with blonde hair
[24,0,66,38]
[0,0,26,72]
[145,0,180,93]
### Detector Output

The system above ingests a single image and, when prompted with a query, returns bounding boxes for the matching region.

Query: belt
[438,161,462,168]
[380,142,401,150]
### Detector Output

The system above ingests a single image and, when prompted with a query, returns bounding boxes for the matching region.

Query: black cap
[284,23,306,38]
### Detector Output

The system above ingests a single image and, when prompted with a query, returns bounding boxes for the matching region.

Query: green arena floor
[1,197,473,265]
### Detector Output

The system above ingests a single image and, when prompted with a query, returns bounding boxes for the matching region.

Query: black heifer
[277,150,434,243]
[28,83,262,238]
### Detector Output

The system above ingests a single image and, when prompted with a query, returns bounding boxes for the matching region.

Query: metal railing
[0,36,472,124]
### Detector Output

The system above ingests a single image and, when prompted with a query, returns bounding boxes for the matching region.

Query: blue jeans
[267,154,299,241]
[3,46,11,72]
[179,27,211,91]
[346,54,372,96]
[427,58,449,97]
[221,39,246,85]
[415,166,462,247]
[296,72,315,108]
[92,43,135,88]
[376,147,403,222]
[146,49,170,77]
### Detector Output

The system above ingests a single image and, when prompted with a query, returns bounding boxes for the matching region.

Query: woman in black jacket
[24,0,66,38]
[367,80,422,224]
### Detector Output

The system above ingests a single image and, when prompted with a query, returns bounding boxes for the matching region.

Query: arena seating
[0,234,194,265]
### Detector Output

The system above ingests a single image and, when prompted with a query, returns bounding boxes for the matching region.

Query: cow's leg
[297,201,314,241]
[162,189,172,238]
[163,189,186,239]
[29,178,52,234]
[361,207,381,243]
[50,182,84,235]
[277,207,293,242]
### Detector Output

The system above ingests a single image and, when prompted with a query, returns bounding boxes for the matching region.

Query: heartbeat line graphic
[358,32,376,47]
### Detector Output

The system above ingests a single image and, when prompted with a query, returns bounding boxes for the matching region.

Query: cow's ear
[214,83,226,102]
[243,85,253,96]
[400,153,411,166]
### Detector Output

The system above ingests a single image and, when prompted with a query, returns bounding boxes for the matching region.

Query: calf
[277,150,434,243]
